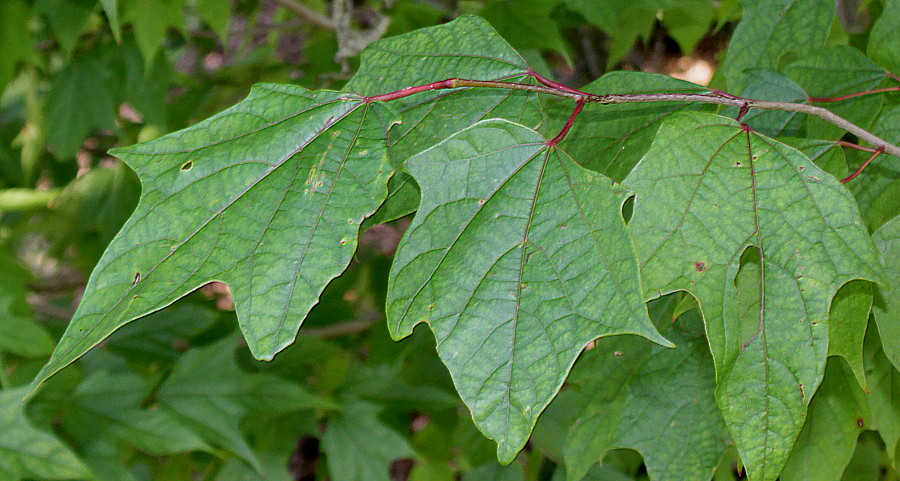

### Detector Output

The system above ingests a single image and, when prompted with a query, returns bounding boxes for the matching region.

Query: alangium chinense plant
[27,12,899,481]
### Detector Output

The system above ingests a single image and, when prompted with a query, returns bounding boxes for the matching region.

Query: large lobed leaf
[387,119,670,462]
[33,84,397,387]
[624,112,885,480]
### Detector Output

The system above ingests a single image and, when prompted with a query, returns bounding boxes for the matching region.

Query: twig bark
[364,77,900,157]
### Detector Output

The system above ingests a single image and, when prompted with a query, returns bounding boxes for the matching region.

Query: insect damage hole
[180,161,193,171]
[132,272,141,285]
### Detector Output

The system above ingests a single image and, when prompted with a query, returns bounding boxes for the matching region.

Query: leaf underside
[624,112,885,481]
[387,119,670,462]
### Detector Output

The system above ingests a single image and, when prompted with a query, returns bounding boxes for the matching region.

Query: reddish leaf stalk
[360,78,900,157]
[833,140,878,153]
[529,70,586,96]
[809,86,900,103]
[841,146,885,183]
[547,99,585,146]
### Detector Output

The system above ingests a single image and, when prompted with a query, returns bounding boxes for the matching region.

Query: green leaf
[122,0,186,68]
[863,326,899,464]
[827,281,873,391]
[480,0,571,63]
[564,311,729,481]
[104,303,218,364]
[845,106,899,233]
[196,0,230,42]
[0,252,54,358]
[780,358,870,481]
[624,112,886,481]
[0,388,92,481]
[872,216,900,370]
[387,119,670,463]
[33,84,395,387]
[867,0,899,73]
[46,57,117,160]
[35,0,97,54]
[721,0,834,93]
[63,369,211,455]
[99,0,121,43]
[783,46,890,138]
[157,336,334,470]
[347,15,542,223]
[0,0,40,93]
[548,71,706,182]
[729,69,807,138]
[321,400,414,481]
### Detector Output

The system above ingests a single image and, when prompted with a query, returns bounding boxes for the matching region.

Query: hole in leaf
[181,161,193,171]
[133,272,141,285]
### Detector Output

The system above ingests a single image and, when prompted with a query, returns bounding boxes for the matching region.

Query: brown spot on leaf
[694,262,706,272]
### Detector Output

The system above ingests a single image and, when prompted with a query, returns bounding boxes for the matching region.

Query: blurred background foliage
[0,1,896,480]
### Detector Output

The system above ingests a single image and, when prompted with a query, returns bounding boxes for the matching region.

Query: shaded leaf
[784,46,890,138]
[863,326,899,463]
[867,0,899,74]
[35,0,97,54]
[872,216,900,370]
[157,336,334,470]
[321,400,414,481]
[564,311,728,481]
[624,112,885,480]
[122,0,186,68]
[480,0,571,62]
[781,358,870,481]
[0,388,92,481]
[845,106,899,232]
[46,57,117,159]
[0,0,40,92]
[33,84,396,387]
[721,0,834,93]
[0,252,54,357]
[63,369,211,455]
[387,119,669,462]
[728,69,807,138]
[827,281,873,391]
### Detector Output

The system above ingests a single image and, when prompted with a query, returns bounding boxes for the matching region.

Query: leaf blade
[388,119,669,462]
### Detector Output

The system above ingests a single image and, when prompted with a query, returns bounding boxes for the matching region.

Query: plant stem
[271,0,335,30]
[842,147,884,183]
[361,78,900,157]
[809,86,900,102]
[547,99,585,146]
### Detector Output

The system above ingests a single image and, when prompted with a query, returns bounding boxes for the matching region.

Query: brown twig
[363,78,900,157]
[271,0,335,30]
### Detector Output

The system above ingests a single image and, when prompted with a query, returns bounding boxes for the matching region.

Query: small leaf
[0,0,41,92]
[0,388,92,481]
[46,57,117,159]
[388,119,669,462]
[122,0,185,68]
[33,84,395,388]
[157,336,334,471]
[321,400,414,481]
[624,112,885,481]
[63,370,211,455]
[872,216,900,370]
[34,0,97,54]
[827,281,873,391]
[0,252,54,358]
